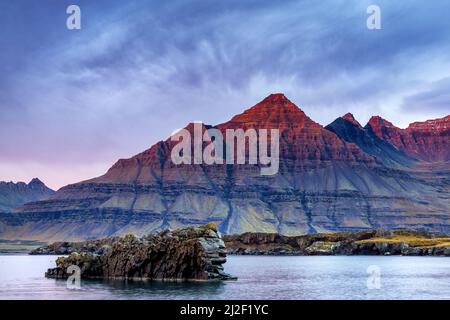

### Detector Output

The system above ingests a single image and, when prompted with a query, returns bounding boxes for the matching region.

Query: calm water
[0,255,449,300]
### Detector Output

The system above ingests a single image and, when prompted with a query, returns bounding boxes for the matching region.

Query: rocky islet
[44,223,236,281]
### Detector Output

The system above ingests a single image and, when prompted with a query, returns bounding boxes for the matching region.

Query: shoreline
[2,253,450,258]
[19,228,450,257]
[223,229,450,257]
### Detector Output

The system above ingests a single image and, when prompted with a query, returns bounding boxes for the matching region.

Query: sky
[1,0,450,190]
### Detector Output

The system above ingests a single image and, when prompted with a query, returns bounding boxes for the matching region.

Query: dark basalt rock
[35,228,450,259]
[44,223,236,281]
[30,237,119,255]
[223,230,379,255]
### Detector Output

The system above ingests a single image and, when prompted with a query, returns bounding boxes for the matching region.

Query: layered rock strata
[367,115,450,162]
[1,94,448,240]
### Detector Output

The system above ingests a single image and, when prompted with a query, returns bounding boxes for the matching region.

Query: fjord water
[1,255,450,300]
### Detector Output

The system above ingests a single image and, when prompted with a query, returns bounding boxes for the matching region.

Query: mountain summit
[366,115,449,162]
[342,113,362,127]
[0,179,54,212]
[226,93,310,128]
[325,114,416,168]
[1,94,448,241]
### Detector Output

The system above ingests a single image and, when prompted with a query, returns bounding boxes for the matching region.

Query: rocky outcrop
[1,94,449,241]
[224,230,450,256]
[0,178,54,212]
[30,237,119,255]
[33,228,450,257]
[44,223,236,281]
[224,230,378,255]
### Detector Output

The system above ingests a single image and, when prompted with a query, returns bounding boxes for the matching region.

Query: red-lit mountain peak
[342,113,362,127]
[224,93,315,130]
[366,114,450,162]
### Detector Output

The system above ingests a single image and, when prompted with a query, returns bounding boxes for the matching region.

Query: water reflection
[1,255,450,299]
[51,277,227,299]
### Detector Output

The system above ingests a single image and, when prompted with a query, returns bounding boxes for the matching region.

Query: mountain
[366,115,450,162]
[325,113,416,168]
[0,178,54,212]
[216,95,374,166]
[0,94,448,242]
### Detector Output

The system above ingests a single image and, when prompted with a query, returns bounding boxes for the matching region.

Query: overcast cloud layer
[1,0,450,189]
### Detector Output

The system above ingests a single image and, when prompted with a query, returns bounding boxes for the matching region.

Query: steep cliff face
[1,95,449,241]
[0,178,54,212]
[366,115,450,162]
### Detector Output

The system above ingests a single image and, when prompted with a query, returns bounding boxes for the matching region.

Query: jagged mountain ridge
[1,94,448,242]
[0,178,54,212]
[325,113,417,168]
[367,115,450,162]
